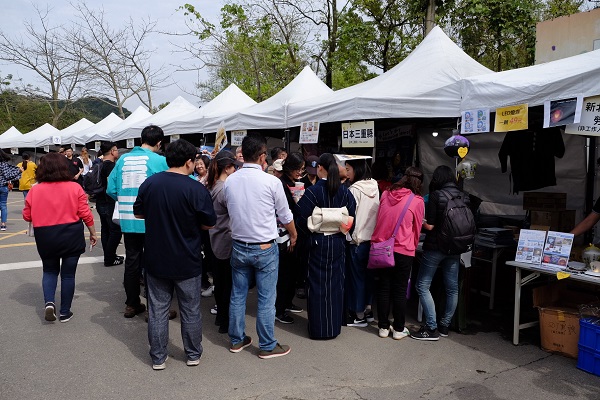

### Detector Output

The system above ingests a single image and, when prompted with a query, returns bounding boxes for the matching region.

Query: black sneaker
[364,310,374,323]
[59,312,74,323]
[230,336,252,353]
[104,258,124,267]
[438,324,449,337]
[410,326,439,341]
[44,302,56,322]
[286,304,303,313]
[275,313,294,324]
[345,312,368,327]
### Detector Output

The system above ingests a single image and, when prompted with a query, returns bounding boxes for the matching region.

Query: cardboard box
[524,192,567,211]
[533,283,599,358]
[531,210,575,233]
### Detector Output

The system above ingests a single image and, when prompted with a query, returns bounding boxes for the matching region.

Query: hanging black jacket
[498,128,565,194]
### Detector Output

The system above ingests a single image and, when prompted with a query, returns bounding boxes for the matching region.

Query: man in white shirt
[224,134,297,359]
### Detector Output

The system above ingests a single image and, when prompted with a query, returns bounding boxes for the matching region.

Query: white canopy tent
[104,106,152,141]
[162,84,257,135]
[460,49,600,111]
[0,126,23,148]
[286,26,493,127]
[36,119,95,147]
[203,66,333,132]
[62,113,123,145]
[111,97,198,141]
[9,123,59,148]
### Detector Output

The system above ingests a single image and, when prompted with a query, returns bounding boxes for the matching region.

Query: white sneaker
[210,304,217,315]
[186,358,200,366]
[152,356,168,370]
[201,285,214,297]
[378,328,390,338]
[392,327,410,340]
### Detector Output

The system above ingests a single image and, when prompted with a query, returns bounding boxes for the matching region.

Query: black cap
[215,150,242,168]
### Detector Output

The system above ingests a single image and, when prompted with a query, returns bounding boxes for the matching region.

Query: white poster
[10,147,18,155]
[341,121,375,148]
[52,136,61,145]
[126,138,135,149]
[542,231,574,270]
[461,109,490,134]
[543,95,583,128]
[515,229,546,264]
[43,145,49,153]
[299,121,320,144]
[231,130,247,146]
[565,95,600,136]
[94,141,101,151]
[71,143,76,150]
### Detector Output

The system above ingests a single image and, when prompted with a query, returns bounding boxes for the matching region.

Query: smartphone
[89,243,94,252]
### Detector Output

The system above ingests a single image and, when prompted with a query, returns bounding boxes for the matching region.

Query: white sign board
[126,138,135,149]
[71,143,76,150]
[231,130,247,146]
[341,121,375,148]
[565,95,600,136]
[52,136,61,145]
[10,147,18,155]
[43,145,49,153]
[461,109,490,134]
[94,141,101,151]
[299,121,320,144]
[171,134,180,140]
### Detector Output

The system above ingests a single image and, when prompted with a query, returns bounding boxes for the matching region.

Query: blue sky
[1,1,224,110]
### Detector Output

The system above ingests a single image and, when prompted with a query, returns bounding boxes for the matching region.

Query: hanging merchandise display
[457,160,477,180]
[444,132,470,159]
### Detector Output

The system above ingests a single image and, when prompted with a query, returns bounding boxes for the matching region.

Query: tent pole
[585,136,596,244]
[284,129,290,154]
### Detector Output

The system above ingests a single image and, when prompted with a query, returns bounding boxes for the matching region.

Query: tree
[541,0,586,20]
[178,3,306,101]
[0,6,86,127]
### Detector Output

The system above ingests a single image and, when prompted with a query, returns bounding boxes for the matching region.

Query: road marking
[0,230,27,241]
[0,256,104,272]
[0,242,37,249]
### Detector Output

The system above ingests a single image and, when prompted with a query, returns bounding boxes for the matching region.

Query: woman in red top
[370,166,425,340]
[23,153,97,323]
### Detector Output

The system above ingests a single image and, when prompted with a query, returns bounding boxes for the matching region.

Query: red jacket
[370,188,424,257]
[23,181,94,259]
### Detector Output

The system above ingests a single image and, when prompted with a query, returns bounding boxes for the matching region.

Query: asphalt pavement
[0,190,599,400]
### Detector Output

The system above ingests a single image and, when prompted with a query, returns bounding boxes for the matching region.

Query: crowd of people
[0,125,474,370]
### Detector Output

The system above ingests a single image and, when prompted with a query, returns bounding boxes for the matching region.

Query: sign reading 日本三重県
[341,121,375,148]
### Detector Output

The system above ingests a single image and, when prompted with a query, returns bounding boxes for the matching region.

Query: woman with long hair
[411,165,468,341]
[370,166,425,339]
[23,153,97,322]
[0,149,21,231]
[17,153,37,200]
[78,147,93,176]
[206,150,241,333]
[344,159,379,327]
[297,153,356,339]
[274,152,305,324]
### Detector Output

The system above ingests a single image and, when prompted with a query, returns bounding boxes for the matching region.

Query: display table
[506,260,600,345]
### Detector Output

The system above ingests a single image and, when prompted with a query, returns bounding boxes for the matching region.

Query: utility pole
[425,0,436,35]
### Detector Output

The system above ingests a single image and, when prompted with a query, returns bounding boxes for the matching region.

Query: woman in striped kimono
[297,153,356,339]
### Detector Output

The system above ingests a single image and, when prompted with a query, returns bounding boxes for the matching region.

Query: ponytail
[22,153,30,170]
[318,153,340,198]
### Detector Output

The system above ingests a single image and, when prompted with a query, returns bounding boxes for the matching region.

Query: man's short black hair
[165,139,197,168]
[242,134,267,163]
[141,125,165,147]
[100,141,117,156]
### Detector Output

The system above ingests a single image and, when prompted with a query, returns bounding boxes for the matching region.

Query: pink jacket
[370,187,424,257]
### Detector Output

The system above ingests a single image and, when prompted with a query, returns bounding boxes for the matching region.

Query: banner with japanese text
[341,121,375,148]
[565,95,600,136]
[231,130,247,146]
[494,104,528,132]
[299,121,320,144]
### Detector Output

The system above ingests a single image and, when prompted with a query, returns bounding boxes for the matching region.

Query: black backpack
[437,189,476,255]
[82,162,104,197]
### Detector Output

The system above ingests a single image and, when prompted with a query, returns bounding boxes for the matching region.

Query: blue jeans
[229,241,279,351]
[147,273,203,364]
[346,242,372,313]
[0,185,8,224]
[416,250,460,330]
[41,255,80,316]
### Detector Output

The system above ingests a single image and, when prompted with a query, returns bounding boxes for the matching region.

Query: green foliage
[541,0,585,20]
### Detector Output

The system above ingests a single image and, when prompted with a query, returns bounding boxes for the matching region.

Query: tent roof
[36,119,95,147]
[111,97,198,140]
[62,113,123,145]
[460,49,600,110]
[0,126,23,148]
[204,66,333,131]
[162,84,257,135]
[9,123,59,148]
[287,26,493,126]
[106,106,152,140]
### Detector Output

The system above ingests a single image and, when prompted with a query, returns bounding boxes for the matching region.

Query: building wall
[536,8,600,64]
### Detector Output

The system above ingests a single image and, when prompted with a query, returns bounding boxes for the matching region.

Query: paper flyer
[461,109,490,134]
[214,121,228,153]
[299,121,320,144]
[543,96,583,128]
[541,231,574,269]
[515,229,547,264]
[565,95,600,136]
[341,121,375,148]
[494,104,528,132]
